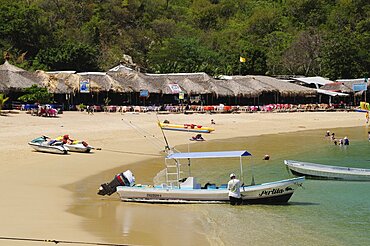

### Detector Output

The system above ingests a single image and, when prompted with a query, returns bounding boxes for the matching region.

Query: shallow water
[68,126,370,246]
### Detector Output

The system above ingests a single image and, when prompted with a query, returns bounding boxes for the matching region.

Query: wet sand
[0,110,365,245]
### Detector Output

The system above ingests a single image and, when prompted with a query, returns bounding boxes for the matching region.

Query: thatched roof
[106,72,315,97]
[214,75,315,97]
[249,76,316,96]
[78,72,128,93]
[108,71,156,93]
[143,72,212,95]
[0,61,42,92]
[320,82,353,93]
[213,78,258,97]
[36,71,132,94]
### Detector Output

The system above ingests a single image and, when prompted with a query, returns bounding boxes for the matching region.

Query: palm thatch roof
[36,71,132,94]
[249,76,316,96]
[143,72,212,95]
[108,71,157,93]
[78,72,129,93]
[320,82,353,93]
[0,61,42,92]
[215,75,315,97]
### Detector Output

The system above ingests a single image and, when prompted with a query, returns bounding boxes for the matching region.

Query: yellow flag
[240,56,246,63]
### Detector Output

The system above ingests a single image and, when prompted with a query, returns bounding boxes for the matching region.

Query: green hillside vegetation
[0,0,368,80]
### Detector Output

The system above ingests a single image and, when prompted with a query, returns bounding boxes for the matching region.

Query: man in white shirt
[227,173,242,205]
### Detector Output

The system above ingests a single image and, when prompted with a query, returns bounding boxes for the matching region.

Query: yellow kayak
[158,122,215,133]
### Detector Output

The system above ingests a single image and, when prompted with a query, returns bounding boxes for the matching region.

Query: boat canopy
[166,150,251,160]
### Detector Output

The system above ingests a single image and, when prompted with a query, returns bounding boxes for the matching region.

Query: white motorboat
[284,160,370,181]
[98,151,305,204]
[28,136,69,154]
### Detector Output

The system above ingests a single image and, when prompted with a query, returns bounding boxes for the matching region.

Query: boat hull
[64,143,93,153]
[284,160,370,181]
[116,177,304,204]
[28,142,68,154]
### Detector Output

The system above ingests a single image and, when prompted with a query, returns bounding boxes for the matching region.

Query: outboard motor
[97,170,135,196]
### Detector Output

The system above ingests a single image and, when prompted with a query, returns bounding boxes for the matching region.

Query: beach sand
[0,110,364,245]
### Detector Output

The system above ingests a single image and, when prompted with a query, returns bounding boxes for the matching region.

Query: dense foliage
[18,85,54,104]
[0,93,9,113]
[0,0,368,80]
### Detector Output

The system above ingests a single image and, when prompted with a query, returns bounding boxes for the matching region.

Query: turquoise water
[71,126,370,245]
[184,126,370,246]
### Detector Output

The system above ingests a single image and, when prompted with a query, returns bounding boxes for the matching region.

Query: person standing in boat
[227,173,242,205]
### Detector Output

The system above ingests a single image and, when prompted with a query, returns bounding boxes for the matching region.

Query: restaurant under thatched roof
[141,72,214,95]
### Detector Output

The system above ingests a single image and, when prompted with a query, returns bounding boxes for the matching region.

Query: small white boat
[284,160,370,181]
[28,136,69,154]
[98,151,305,204]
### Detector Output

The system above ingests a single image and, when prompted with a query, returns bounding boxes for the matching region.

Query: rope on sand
[0,236,134,246]
[95,148,162,157]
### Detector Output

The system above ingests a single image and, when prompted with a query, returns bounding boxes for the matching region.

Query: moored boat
[28,136,69,154]
[284,160,370,181]
[158,122,215,133]
[98,150,304,204]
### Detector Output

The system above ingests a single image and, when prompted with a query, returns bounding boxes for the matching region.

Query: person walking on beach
[227,173,242,205]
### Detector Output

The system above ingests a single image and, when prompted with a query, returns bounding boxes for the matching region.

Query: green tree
[0,0,48,65]
[34,41,99,71]
[321,30,364,80]
[148,36,214,73]
[18,85,53,104]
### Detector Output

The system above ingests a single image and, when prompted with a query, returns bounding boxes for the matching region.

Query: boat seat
[206,185,217,189]
[180,177,201,189]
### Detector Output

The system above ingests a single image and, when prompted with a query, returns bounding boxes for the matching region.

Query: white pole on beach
[239,156,244,184]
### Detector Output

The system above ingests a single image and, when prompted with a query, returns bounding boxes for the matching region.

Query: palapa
[0,61,42,92]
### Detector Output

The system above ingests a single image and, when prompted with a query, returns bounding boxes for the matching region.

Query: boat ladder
[165,161,183,187]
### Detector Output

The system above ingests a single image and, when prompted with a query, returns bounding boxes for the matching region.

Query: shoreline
[0,111,365,245]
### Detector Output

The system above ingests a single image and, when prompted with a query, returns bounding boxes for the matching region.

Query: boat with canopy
[284,160,370,181]
[98,150,304,204]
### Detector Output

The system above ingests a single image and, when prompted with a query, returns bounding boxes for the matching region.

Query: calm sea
[70,126,370,246]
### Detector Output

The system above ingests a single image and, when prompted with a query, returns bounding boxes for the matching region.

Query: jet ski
[28,136,69,154]
[55,135,94,153]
